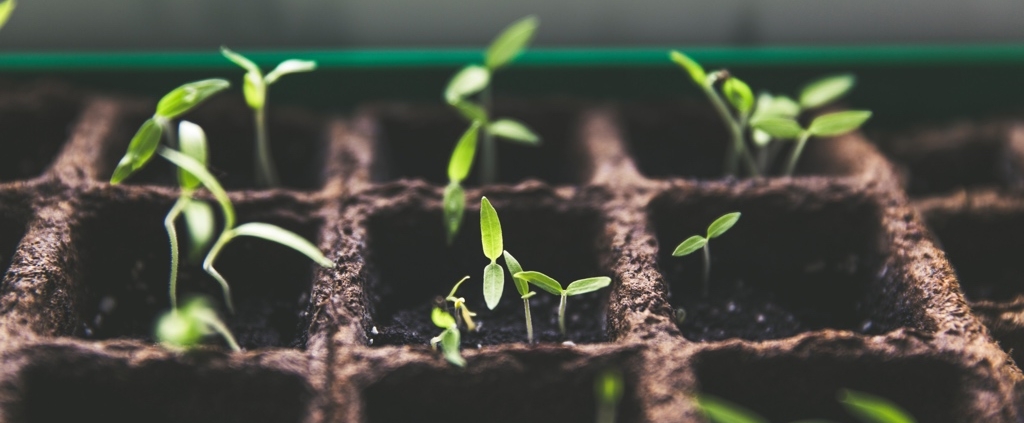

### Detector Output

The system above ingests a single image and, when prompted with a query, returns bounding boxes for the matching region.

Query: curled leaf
[672,235,706,257]
[221,46,261,76]
[485,15,539,70]
[707,212,741,238]
[242,72,266,109]
[431,307,457,329]
[723,77,754,115]
[111,118,162,184]
[440,327,465,367]
[265,59,317,84]
[670,50,706,86]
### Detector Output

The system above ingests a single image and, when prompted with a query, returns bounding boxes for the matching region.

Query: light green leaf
[440,327,465,367]
[696,394,769,423]
[839,390,916,423]
[595,369,624,405]
[514,271,563,295]
[483,262,504,310]
[157,147,235,229]
[432,307,456,328]
[752,129,772,147]
[0,0,16,31]
[808,110,872,137]
[479,197,503,261]
[448,122,480,182]
[242,72,266,110]
[111,118,163,184]
[155,79,231,120]
[452,100,488,122]
[707,212,741,238]
[447,276,471,299]
[503,250,528,296]
[800,74,856,109]
[672,235,706,257]
[443,183,465,245]
[183,200,215,260]
[565,277,612,296]
[228,222,334,268]
[485,15,539,70]
[265,59,317,85]
[156,305,206,348]
[445,65,490,105]
[220,46,261,76]
[177,120,208,190]
[723,78,754,115]
[753,93,800,120]
[751,117,804,139]
[670,50,706,86]
[487,119,540,145]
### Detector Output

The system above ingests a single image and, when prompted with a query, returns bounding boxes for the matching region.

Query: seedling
[444,276,477,331]
[480,197,505,310]
[694,390,916,423]
[752,110,872,176]
[0,0,16,31]
[595,368,624,423]
[444,15,541,184]
[156,296,240,352]
[513,271,611,336]
[430,307,465,367]
[443,122,480,244]
[221,47,317,187]
[673,212,740,298]
[502,249,536,342]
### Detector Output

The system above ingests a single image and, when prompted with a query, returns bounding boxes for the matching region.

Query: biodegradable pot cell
[0,81,86,184]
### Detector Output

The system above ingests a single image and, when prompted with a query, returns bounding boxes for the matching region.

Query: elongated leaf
[480,197,503,261]
[840,390,916,423]
[183,200,215,260]
[443,183,466,244]
[808,110,872,137]
[265,59,317,84]
[157,147,235,229]
[723,78,754,114]
[707,212,741,238]
[751,117,804,139]
[514,271,563,295]
[670,50,706,85]
[111,118,162,184]
[221,46,261,76]
[488,119,540,145]
[696,394,769,423]
[0,0,16,31]
[177,120,208,190]
[432,307,456,328]
[448,122,480,182]
[565,277,612,296]
[503,250,528,296]
[155,79,230,120]
[753,93,800,120]
[229,222,334,268]
[483,262,504,310]
[242,72,266,110]
[672,235,706,257]
[447,276,471,299]
[452,99,488,122]
[485,15,539,70]
[440,328,465,366]
[800,74,855,109]
[445,65,490,104]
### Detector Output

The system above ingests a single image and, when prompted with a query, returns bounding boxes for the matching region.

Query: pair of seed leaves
[480,197,610,309]
[220,46,316,111]
[430,307,465,367]
[697,390,915,423]
[672,212,740,257]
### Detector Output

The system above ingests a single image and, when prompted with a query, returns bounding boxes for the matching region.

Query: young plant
[694,390,917,423]
[502,250,536,342]
[513,271,611,336]
[672,212,740,298]
[443,122,480,244]
[444,276,477,331]
[444,15,542,185]
[429,307,465,367]
[752,110,872,176]
[156,296,240,352]
[480,197,505,310]
[595,368,625,423]
[221,47,317,188]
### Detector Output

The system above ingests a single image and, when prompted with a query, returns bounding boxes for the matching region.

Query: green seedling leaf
[158,147,235,229]
[221,46,261,76]
[751,117,804,139]
[479,197,503,261]
[503,250,528,296]
[447,276,471,299]
[452,99,488,122]
[448,122,480,182]
[443,183,465,245]
[696,394,769,423]
[808,110,872,137]
[432,307,457,328]
[483,262,504,310]
[177,120,208,189]
[243,72,267,110]
[752,129,772,147]
[485,15,539,70]
[156,297,240,351]
[596,368,624,406]
[183,200,215,260]
[565,277,612,296]
[672,235,706,257]
[155,79,231,120]
[753,93,801,120]
[839,390,916,423]
[800,74,856,109]
[669,50,706,85]
[229,222,334,268]
[111,118,162,184]
[488,119,540,145]
[445,65,490,104]
[265,59,317,84]
[514,271,563,295]
[440,327,465,366]
[707,212,741,238]
[723,78,754,115]
[0,0,15,30]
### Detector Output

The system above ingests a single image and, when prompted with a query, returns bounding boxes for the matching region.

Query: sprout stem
[785,131,813,177]
[702,85,759,177]
[558,293,567,336]
[164,196,190,310]
[481,84,497,184]
[254,106,280,187]
[197,312,241,352]
[702,243,711,298]
[202,233,236,314]
[524,298,534,343]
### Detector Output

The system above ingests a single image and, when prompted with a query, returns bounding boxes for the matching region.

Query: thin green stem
[597,402,617,423]
[202,232,236,314]
[702,86,759,177]
[254,106,280,187]
[702,243,711,298]
[524,298,534,343]
[558,294,567,336]
[198,312,241,352]
[164,195,190,310]
[785,132,813,176]
[481,84,496,185]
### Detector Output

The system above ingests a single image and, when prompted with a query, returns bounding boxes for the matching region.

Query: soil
[0,80,85,183]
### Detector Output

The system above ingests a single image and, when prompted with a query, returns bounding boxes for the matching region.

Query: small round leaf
[723,77,754,114]
[672,235,707,257]
[431,307,457,329]
[808,110,872,137]
[707,212,741,238]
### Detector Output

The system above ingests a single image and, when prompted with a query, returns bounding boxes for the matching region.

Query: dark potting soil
[924,206,1024,302]
[72,197,320,349]
[0,81,85,182]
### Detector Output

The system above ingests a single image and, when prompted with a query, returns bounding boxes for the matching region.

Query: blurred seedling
[221,47,317,187]
[695,389,916,423]
[502,250,537,342]
[513,270,611,336]
[445,276,478,331]
[0,0,16,31]
[156,296,240,352]
[672,212,740,298]
[430,307,465,367]
[443,122,479,244]
[752,110,872,176]
[595,368,625,423]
